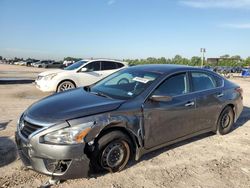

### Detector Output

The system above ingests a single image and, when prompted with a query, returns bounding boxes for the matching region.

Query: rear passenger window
[153,73,188,96]
[191,72,216,91]
[101,61,117,70]
[116,62,124,68]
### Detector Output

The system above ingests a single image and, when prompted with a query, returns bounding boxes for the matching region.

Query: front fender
[68,112,143,149]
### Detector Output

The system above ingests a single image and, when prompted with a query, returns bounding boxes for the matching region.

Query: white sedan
[35,59,128,92]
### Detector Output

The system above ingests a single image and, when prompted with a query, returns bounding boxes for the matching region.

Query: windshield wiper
[90,91,113,99]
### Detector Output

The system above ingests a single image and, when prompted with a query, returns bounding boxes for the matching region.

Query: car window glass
[191,72,216,91]
[153,73,188,96]
[101,61,117,70]
[104,73,134,85]
[64,60,87,70]
[116,62,124,68]
[213,75,223,87]
[85,61,101,71]
[91,70,161,100]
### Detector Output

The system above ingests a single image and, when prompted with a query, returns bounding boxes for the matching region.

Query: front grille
[20,120,43,139]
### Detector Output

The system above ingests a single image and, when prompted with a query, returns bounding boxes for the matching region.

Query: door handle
[217,93,224,98]
[185,101,195,107]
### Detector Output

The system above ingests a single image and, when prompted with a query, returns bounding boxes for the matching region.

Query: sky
[0,0,250,60]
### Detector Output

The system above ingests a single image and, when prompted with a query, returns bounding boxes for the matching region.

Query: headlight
[44,73,57,80]
[44,122,93,144]
[17,113,24,126]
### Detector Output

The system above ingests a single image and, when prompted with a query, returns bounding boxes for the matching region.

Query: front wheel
[91,131,131,173]
[217,106,234,135]
[57,81,76,92]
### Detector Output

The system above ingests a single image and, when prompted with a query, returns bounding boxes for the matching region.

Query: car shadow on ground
[0,120,12,131]
[0,79,34,85]
[0,136,18,167]
[134,132,215,165]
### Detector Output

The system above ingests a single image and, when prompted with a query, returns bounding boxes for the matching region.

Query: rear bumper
[15,131,90,180]
[234,97,244,122]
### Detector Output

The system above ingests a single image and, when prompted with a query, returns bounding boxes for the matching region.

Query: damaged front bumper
[15,131,90,180]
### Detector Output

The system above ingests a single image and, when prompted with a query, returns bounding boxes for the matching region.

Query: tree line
[125,55,250,67]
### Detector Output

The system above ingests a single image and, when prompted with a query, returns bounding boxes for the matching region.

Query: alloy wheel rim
[59,82,74,91]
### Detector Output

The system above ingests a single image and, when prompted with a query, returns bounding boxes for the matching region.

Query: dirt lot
[0,64,250,188]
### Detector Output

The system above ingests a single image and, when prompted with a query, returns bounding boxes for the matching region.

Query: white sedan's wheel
[57,81,75,92]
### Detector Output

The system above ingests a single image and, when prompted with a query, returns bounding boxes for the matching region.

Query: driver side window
[84,61,101,72]
[153,73,188,96]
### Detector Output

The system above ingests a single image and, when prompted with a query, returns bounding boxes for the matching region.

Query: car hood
[25,88,124,124]
[38,69,71,76]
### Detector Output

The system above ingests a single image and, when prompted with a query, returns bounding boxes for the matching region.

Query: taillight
[235,87,243,99]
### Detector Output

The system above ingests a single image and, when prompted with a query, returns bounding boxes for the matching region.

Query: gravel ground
[0,64,250,188]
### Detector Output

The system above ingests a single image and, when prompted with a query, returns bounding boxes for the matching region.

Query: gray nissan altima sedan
[15,64,243,180]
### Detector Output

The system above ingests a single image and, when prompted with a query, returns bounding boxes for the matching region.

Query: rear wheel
[57,81,76,92]
[90,131,131,173]
[217,106,234,135]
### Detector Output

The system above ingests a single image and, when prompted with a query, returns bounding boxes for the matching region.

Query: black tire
[217,106,234,135]
[56,80,76,92]
[90,131,132,173]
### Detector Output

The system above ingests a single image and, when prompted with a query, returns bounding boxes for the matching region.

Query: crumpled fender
[68,112,143,153]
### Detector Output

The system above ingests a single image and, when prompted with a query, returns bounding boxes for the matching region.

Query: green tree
[220,54,230,58]
[231,55,241,60]
[243,57,250,67]
[172,55,190,65]
[159,57,167,64]
[166,58,173,64]
[190,56,201,66]
[64,57,82,62]
[172,55,183,64]
[146,57,157,64]
[0,56,2,60]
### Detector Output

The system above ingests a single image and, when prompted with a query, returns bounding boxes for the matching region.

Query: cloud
[179,0,250,9]
[221,23,250,29]
[107,0,116,6]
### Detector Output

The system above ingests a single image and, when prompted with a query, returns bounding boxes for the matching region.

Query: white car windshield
[64,60,88,70]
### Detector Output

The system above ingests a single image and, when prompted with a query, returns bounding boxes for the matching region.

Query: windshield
[64,60,88,70]
[90,68,162,100]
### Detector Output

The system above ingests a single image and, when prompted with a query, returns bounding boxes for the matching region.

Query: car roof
[127,64,213,75]
[82,58,127,64]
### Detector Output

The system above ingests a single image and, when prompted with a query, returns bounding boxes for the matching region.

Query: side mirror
[80,67,88,72]
[149,95,172,102]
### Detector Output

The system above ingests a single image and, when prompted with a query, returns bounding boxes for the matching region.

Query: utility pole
[200,48,206,67]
